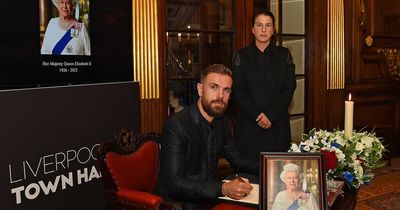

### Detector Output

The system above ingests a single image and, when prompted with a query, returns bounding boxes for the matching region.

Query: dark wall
[0,0,133,89]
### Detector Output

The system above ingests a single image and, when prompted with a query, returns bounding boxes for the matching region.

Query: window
[269,0,306,143]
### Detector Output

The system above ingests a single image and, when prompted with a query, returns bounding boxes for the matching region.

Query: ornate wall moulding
[365,35,373,47]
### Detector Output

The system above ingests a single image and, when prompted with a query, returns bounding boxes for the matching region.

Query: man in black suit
[156,64,258,210]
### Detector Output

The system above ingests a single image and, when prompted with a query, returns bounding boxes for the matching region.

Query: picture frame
[260,152,327,210]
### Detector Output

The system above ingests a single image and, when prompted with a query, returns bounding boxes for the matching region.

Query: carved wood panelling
[359,54,389,82]
[355,99,396,130]
[235,0,253,49]
[374,0,400,36]
[348,0,400,157]
[306,0,400,158]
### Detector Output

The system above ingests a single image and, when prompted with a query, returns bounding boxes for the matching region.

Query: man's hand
[221,178,253,200]
[256,112,272,129]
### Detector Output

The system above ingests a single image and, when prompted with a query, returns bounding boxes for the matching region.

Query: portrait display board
[0,82,140,210]
[260,152,327,210]
[0,0,133,89]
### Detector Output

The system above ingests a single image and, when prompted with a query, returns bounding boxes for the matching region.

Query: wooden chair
[96,130,181,210]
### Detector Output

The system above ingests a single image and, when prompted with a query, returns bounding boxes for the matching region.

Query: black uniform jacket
[232,42,296,161]
[155,104,258,208]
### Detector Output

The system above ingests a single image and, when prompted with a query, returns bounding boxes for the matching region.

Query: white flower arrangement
[289,128,386,188]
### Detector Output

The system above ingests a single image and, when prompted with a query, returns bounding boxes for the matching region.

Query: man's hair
[200,64,232,83]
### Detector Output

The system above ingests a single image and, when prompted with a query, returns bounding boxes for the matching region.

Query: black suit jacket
[232,42,296,161]
[155,104,258,209]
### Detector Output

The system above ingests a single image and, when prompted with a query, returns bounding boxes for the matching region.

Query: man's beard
[201,98,227,118]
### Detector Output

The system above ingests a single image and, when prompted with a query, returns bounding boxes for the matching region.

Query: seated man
[156,64,259,210]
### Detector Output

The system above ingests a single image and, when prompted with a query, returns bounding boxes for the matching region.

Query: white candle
[344,93,354,138]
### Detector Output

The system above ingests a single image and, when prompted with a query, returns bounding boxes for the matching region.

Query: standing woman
[232,8,296,162]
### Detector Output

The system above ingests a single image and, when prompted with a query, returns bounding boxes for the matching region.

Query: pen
[235,174,246,183]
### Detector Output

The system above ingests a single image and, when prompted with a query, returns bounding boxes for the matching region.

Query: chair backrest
[106,140,158,191]
[97,130,160,193]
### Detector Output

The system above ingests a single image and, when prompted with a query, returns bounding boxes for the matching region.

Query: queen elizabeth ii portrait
[271,163,319,210]
[40,0,91,55]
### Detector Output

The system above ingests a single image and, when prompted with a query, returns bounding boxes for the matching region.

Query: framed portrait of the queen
[40,0,91,56]
[260,152,327,210]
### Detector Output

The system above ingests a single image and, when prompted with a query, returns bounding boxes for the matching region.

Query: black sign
[0,82,140,209]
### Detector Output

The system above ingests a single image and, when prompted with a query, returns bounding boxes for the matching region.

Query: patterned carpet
[356,158,400,210]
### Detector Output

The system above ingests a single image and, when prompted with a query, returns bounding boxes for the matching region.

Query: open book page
[218,181,259,205]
